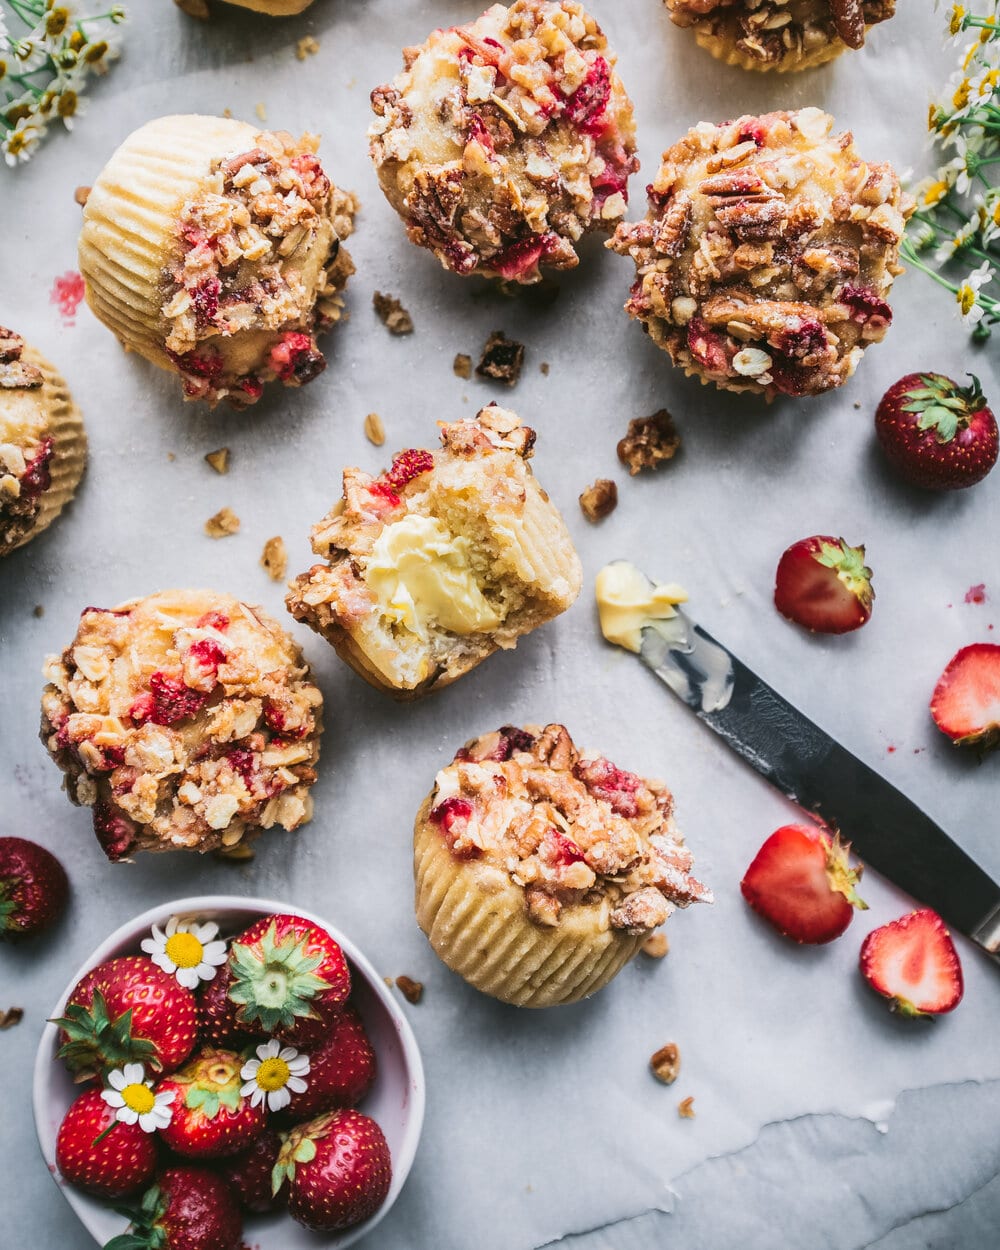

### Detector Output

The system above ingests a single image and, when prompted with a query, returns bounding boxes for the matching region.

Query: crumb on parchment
[205,507,240,538]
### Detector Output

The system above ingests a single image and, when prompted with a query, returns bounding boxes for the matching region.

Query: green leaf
[103,1236,149,1250]
[186,1086,221,1118]
[293,1138,317,1164]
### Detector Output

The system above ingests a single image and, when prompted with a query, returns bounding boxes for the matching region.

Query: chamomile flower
[955,259,994,323]
[141,915,228,989]
[240,1039,310,1112]
[2,117,46,166]
[935,215,978,260]
[101,1064,175,1133]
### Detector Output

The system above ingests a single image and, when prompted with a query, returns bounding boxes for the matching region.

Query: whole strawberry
[227,913,351,1047]
[217,1127,287,1213]
[275,1109,392,1233]
[157,1047,265,1159]
[196,963,255,1050]
[860,909,964,1017]
[105,1166,243,1250]
[54,955,198,1082]
[875,373,998,490]
[930,643,1000,750]
[774,535,874,634]
[282,1006,377,1122]
[55,1086,157,1198]
[741,824,867,944]
[0,836,69,939]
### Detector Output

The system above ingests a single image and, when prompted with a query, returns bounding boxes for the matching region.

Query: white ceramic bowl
[33,895,425,1248]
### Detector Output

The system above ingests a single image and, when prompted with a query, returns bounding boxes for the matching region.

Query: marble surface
[1,1,998,1247]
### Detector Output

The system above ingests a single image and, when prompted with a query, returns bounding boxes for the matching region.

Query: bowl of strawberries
[33,896,425,1249]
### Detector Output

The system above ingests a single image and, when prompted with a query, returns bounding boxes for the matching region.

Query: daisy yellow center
[165,932,204,969]
[256,1057,291,1092]
[122,1083,156,1115]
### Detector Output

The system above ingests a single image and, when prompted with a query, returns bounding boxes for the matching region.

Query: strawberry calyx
[813,538,874,610]
[901,373,986,445]
[175,1051,244,1119]
[53,989,159,1082]
[228,921,333,1034]
[271,1113,333,1195]
[823,832,868,911]
[106,1182,169,1250]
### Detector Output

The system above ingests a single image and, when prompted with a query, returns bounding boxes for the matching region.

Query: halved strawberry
[774,535,874,634]
[859,909,964,1017]
[741,823,867,944]
[930,643,1000,750]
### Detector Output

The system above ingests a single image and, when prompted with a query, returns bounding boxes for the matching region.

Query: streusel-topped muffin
[664,0,895,73]
[414,723,712,1007]
[609,108,912,398]
[41,591,322,860]
[368,0,638,283]
[287,406,582,698]
[1,329,86,557]
[79,115,356,408]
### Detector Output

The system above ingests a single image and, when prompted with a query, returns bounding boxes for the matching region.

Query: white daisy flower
[2,118,47,167]
[101,1063,175,1133]
[240,1039,310,1112]
[955,260,993,325]
[141,915,228,989]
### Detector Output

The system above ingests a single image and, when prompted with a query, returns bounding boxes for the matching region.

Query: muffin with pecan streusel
[664,0,895,73]
[287,406,581,698]
[609,108,912,398]
[368,0,638,284]
[79,115,356,408]
[1,328,86,556]
[41,591,322,860]
[414,723,712,1007]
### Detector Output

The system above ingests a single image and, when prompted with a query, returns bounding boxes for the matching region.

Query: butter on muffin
[79,115,356,409]
[609,108,912,398]
[1,328,86,557]
[287,406,581,698]
[41,591,322,861]
[414,723,712,1007]
[664,0,895,73]
[368,0,638,283]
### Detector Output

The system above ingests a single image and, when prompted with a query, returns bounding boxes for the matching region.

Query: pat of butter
[596,561,688,652]
[365,513,501,640]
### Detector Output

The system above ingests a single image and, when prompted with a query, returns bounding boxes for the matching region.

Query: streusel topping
[41,591,322,860]
[427,724,712,932]
[609,108,912,398]
[368,0,638,283]
[0,328,53,551]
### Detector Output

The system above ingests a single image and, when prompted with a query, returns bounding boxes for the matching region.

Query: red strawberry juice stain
[50,271,85,324]
[964,584,987,604]
[886,745,897,754]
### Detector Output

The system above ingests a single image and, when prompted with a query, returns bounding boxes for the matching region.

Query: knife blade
[634,604,1000,965]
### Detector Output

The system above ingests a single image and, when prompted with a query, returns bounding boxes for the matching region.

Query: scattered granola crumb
[214,843,255,862]
[222,107,233,119]
[650,1042,681,1085]
[364,412,386,446]
[394,975,424,1004]
[0,1007,24,1030]
[372,290,414,336]
[854,402,862,410]
[205,507,240,539]
[540,361,550,376]
[618,410,682,476]
[260,535,288,582]
[174,0,210,17]
[383,976,394,988]
[476,331,524,386]
[296,35,320,60]
[641,932,669,958]
[204,447,230,475]
[579,478,618,522]
[167,452,176,462]
[678,1096,696,1119]
[453,353,472,379]
[254,102,267,123]
[74,185,91,207]
[33,604,44,618]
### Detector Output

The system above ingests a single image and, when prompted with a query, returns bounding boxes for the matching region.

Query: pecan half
[831,0,866,49]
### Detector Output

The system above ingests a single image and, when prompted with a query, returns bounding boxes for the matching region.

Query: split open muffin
[663,0,895,73]
[41,591,322,860]
[414,723,712,1007]
[79,114,356,408]
[609,107,912,398]
[368,0,638,283]
[1,328,86,557]
[287,405,581,698]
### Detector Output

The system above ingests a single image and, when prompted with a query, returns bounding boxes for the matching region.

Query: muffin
[287,405,582,698]
[79,115,356,408]
[664,0,895,73]
[40,591,322,860]
[414,723,712,1007]
[221,0,313,12]
[368,0,638,283]
[609,108,912,398]
[1,328,86,556]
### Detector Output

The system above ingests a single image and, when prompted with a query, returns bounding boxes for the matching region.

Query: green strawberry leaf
[218,1084,241,1112]
[293,1137,317,1164]
[103,1236,150,1250]
[186,1086,221,1118]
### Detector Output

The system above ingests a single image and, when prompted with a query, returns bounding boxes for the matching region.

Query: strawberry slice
[859,909,964,1017]
[930,642,1000,749]
[774,535,874,634]
[741,823,867,944]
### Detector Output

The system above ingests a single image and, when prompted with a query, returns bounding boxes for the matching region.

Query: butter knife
[632,601,1000,964]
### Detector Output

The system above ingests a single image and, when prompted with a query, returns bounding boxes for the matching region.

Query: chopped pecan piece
[0,359,43,388]
[650,1042,681,1084]
[395,975,424,1004]
[831,0,866,48]
[453,353,472,379]
[204,448,229,475]
[260,536,287,582]
[617,411,681,475]
[476,330,524,386]
[677,1095,696,1119]
[0,1007,24,1030]
[373,291,414,336]
[579,478,618,522]
[205,507,240,538]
